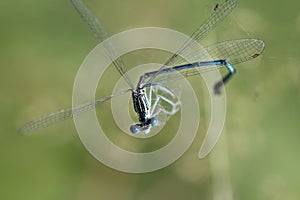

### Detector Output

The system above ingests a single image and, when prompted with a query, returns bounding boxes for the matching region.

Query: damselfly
[19,0,264,134]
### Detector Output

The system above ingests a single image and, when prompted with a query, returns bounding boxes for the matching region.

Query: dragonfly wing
[148,39,264,84]
[145,0,238,85]
[19,89,131,134]
[204,39,265,65]
[70,0,134,89]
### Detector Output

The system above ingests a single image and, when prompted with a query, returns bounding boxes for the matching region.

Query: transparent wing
[205,38,265,65]
[145,0,238,85]
[70,0,134,89]
[19,89,131,134]
[152,39,265,84]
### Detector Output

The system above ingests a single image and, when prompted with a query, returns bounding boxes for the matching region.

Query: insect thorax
[132,88,151,123]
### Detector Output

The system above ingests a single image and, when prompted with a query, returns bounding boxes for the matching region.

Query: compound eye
[150,117,158,126]
[130,124,140,134]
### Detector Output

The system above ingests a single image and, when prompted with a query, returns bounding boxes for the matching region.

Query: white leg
[148,84,181,118]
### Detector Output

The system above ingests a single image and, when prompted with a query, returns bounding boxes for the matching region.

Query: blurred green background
[1,0,299,199]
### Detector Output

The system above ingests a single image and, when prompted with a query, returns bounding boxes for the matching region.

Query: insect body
[19,0,264,135]
[130,88,157,134]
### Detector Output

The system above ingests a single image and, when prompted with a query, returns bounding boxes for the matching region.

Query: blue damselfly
[19,0,264,134]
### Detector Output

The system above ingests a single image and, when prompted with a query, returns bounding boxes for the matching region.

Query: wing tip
[252,39,265,57]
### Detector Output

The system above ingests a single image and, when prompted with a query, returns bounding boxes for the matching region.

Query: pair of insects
[19,0,264,134]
